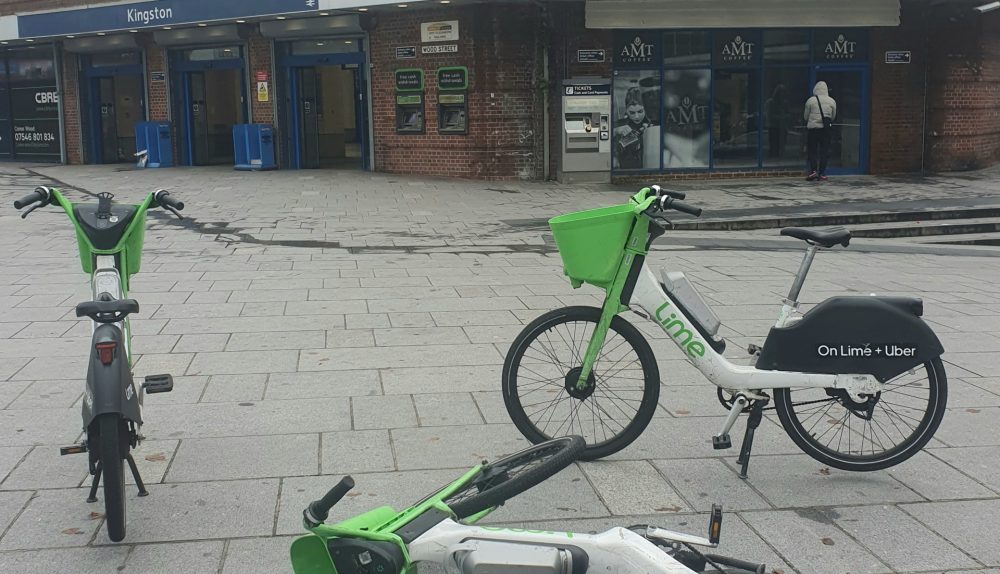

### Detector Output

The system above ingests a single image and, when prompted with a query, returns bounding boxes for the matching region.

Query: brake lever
[20,204,42,219]
[163,205,184,220]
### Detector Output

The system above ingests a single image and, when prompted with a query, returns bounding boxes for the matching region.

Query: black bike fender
[82,324,141,428]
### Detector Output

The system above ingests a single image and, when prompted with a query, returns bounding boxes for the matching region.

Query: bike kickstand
[87,463,102,503]
[736,401,766,480]
[126,454,149,497]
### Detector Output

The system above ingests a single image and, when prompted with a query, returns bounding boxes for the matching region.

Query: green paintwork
[290,466,490,574]
[49,188,154,290]
[561,187,656,388]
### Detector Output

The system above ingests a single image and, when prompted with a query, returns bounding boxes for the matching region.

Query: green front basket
[549,203,636,288]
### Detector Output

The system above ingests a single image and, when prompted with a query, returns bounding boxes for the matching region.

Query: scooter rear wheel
[774,358,947,471]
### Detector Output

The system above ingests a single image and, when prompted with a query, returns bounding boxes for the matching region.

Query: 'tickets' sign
[614,31,660,67]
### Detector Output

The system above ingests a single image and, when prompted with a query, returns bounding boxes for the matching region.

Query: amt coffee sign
[717,34,757,65]
[814,30,868,62]
[615,32,660,67]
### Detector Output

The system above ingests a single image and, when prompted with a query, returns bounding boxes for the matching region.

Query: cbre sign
[18,0,319,38]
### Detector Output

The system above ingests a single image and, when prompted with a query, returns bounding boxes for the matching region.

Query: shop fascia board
[585,0,901,28]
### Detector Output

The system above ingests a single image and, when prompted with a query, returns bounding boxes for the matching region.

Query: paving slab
[321,430,395,474]
[413,392,485,426]
[121,540,224,574]
[6,380,83,410]
[264,371,381,400]
[0,489,104,550]
[352,395,417,430]
[830,505,979,572]
[391,424,530,471]
[186,350,299,376]
[200,373,268,403]
[741,509,890,574]
[902,499,1000,566]
[300,344,502,371]
[173,333,231,353]
[381,365,503,394]
[929,446,1000,493]
[0,446,86,490]
[167,434,319,482]
[140,398,351,439]
[221,536,298,574]
[0,408,82,447]
[580,460,691,514]
[0,546,131,574]
[934,407,1000,447]
[652,458,775,511]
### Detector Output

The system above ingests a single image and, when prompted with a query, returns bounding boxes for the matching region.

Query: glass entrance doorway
[291,65,363,169]
[812,67,867,174]
[91,76,143,163]
[170,46,247,166]
[278,39,369,170]
[81,52,144,164]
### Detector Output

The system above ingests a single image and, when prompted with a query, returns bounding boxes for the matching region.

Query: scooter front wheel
[502,306,661,460]
[774,357,948,472]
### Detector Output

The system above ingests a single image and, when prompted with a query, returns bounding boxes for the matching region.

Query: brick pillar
[140,34,169,121]
[246,29,275,125]
[61,50,83,164]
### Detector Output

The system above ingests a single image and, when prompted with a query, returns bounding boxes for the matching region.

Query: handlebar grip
[650,185,686,200]
[305,476,355,527]
[155,191,184,211]
[669,199,702,217]
[14,189,45,210]
[704,553,766,574]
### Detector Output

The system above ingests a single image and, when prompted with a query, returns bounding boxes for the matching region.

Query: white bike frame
[407,519,703,574]
[629,251,882,398]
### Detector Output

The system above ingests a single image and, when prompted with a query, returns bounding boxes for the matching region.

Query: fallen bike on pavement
[291,436,768,574]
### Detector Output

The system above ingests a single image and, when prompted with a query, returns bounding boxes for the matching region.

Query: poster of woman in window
[662,69,711,168]
[612,70,660,170]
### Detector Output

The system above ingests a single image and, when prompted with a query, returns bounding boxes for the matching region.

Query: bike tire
[774,358,948,472]
[502,306,660,460]
[443,436,585,518]
[97,414,127,542]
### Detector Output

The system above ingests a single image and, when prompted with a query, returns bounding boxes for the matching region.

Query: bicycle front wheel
[774,358,948,472]
[443,436,585,518]
[96,414,127,541]
[502,306,660,460]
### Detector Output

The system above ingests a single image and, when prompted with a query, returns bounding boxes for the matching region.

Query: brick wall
[924,7,1000,171]
[869,1,928,174]
[547,1,612,179]
[369,3,545,180]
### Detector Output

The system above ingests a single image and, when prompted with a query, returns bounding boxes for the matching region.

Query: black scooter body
[756,296,944,382]
[82,323,142,429]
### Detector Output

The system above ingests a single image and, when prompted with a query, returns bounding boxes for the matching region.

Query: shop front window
[763,67,809,165]
[290,39,361,55]
[612,69,661,171]
[713,69,759,168]
[6,48,60,161]
[663,31,710,67]
[663,69,710,168]
[764,30,809,64]
[89,52,140,67]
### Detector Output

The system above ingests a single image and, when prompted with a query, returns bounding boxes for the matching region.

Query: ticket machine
[560,78,611,183]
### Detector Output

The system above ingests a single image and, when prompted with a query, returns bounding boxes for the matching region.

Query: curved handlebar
[650,184,686,201]
[13,186,51,210]
[304,475,355,528]
[154,190,185,211]
[665,198,702,217]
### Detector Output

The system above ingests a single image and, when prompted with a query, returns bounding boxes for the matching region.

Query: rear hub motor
[565,367,597,400]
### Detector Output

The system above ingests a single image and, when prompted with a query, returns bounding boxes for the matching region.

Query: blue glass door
[811,66,868,174]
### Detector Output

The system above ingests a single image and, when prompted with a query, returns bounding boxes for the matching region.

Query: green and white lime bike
[291,436,770,574]
[503,186,948,477]
[14,185,185,541]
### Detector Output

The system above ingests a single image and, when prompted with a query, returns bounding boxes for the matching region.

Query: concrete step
[673,206,1000,231]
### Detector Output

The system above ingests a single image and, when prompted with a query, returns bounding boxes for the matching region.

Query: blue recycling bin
[133,121,173,168]
[233,124,276,171]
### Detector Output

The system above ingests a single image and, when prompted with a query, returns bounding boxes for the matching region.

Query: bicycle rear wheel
[96,414,127,541]
[443,436,584,518]
[502,307,660,460]
[774,358,947,472]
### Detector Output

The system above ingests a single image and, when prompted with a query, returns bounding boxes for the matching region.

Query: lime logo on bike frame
[655,301,706,359]
[479,526,574,538]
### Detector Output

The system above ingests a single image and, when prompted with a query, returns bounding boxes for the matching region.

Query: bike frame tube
[630,264,880,392]
[574,210,652,390]
[406,519,694,574]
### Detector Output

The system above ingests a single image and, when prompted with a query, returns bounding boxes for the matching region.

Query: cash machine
[560,78,611,183]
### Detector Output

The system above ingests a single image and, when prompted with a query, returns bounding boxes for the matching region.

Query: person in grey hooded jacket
[803,81,837,181]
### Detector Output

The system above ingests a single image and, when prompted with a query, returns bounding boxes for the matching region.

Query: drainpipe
[54,43,68,164]
[920,1,930,173]
[543,40,550,180]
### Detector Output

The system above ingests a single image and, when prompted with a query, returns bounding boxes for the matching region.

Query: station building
[0,0,997,181]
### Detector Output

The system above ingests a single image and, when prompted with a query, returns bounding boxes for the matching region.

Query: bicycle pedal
[143,374,174,394]
[713,434,732,450]
[60,444,88,456]
[747,344,761,356]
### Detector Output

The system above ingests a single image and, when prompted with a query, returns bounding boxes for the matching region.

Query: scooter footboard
[756,296,944,382]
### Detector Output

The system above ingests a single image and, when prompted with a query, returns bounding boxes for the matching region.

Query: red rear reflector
[95,342,117,365]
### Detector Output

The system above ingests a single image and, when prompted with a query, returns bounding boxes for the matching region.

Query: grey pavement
[1,163,1000,572]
